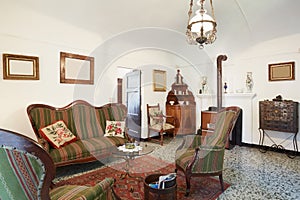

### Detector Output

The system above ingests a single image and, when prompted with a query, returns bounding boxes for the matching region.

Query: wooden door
[125,70,141,139]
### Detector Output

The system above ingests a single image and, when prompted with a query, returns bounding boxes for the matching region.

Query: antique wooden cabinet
[259,99,299,157]
[166,70,196,135]
[259,100,298,133]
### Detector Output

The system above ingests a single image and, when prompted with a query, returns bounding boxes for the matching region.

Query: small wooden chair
[146,103,176,145]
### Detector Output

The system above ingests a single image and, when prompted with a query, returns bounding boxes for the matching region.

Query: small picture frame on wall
[268,61,295,81]
[2,53,39,80]
[60,52,94,84]
[153,69,166,92]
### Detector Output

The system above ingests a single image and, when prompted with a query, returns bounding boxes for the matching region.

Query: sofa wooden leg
[219,174,224,192]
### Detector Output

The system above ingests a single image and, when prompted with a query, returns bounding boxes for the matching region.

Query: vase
[201,76,207,94]
[246,72,253,93]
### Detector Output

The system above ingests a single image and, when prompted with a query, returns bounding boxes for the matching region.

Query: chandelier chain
[210,0,215,21]
[187,0,193,29]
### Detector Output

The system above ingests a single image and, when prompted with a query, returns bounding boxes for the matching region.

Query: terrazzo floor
[55,137,300,200]
[147,137,300,200]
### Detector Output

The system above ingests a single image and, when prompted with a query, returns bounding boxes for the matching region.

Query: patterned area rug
[54,155,230,200]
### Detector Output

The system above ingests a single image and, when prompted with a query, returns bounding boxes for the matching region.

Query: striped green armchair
[175,106,241,196]
[0,128,120,200]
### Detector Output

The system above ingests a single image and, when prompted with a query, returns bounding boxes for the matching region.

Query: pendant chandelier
[186,0,217,49]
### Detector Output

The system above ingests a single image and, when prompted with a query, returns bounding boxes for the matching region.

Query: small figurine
[224,82,228,93]
[176,70,183,84]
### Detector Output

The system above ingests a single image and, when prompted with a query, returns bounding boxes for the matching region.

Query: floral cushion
[149,109,163,126]
[39,120,77,149]
[104,120,125,138]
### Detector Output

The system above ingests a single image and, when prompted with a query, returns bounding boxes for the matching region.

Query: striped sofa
[27,100,130,167]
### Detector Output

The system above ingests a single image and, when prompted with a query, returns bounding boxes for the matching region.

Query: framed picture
[2,53,39,80]
[268,61,295,81]
[153,69,166,92]
[60,52,94,84]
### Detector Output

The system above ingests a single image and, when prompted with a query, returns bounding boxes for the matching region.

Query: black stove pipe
[216,55,227,110]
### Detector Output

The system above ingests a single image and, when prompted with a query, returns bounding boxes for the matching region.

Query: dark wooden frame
[2,53,39,80]
[60,52,94,84]
[268,61,295,81]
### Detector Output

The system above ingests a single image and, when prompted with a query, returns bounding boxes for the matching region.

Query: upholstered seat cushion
[50,178,115,200]
[50,136,127,164]
[176,146,225,173]
[150,122,174,130]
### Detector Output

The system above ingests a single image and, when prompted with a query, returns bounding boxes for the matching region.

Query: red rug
[55,156,230,200]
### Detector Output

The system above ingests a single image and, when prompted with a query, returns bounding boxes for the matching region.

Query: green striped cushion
[175,148,195,170]
[192,146,225,173]
[49,136,127,164]
[0,147,45,200]
[50,177,115,200]
[175,146,225,174]
[28,107,77,138]
[71,104,103,139]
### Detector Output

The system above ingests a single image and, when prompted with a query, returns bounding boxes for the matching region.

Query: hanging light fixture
[186,0,217,49]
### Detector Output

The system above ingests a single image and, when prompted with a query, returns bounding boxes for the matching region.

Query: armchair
[146,103,175,145]
[0,128,120,200]
[175,106,241,196]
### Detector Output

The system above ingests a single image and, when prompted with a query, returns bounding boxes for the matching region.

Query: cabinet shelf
[166,70,196,135]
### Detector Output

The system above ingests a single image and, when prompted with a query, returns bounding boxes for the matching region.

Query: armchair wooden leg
[185,174,191,196]
[219,174,224,192]
[159,129,163,146]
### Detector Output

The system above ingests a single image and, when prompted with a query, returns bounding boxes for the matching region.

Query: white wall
[0,2,103,139]
[218,34,300,150]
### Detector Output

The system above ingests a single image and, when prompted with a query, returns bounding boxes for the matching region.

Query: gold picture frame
[268,61,295,81]
[153,69,166,92]
[60,52,94,84]
[2,53,39,80]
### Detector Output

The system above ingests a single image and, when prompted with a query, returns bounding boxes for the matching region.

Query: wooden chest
[259,100,298,133]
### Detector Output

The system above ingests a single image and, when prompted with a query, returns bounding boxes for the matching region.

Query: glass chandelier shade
[186,0,217,48]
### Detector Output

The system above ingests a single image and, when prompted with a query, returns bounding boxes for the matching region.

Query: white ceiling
[15,0,300,57]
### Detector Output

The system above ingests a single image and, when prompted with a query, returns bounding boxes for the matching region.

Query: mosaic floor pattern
[148,137,300,200]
